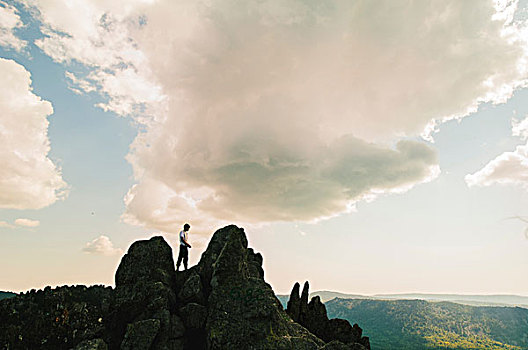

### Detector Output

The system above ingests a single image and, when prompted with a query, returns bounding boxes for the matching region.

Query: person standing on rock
[176,223,192,271]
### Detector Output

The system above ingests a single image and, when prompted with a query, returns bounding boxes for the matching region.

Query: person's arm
[182,234,191,248]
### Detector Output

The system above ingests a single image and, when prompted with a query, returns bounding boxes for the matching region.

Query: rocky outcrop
[108,236,180,349]
[197,225,322,349]
[286,282,370,349]
[0,225,371,349]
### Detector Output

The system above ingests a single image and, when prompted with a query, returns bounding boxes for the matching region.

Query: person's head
[183,223,190,232]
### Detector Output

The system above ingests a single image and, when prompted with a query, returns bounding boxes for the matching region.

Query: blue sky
[1,0,527,295]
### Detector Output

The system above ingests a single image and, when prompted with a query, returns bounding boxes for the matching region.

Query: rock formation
[0,225,370,349]
[287,282,370,349]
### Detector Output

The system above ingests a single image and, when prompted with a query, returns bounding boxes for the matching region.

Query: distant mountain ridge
[373,293,528,308]
[277,291,528,308]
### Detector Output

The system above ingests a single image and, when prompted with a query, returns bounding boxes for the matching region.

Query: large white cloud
[23,0,528,233]
[0,58,67,209]
[124,137,438,227]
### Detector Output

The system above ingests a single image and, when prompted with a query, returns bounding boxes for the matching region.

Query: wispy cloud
[82,235,123,256]
[1,218,40,229]
[14,218,40,227]
[0,220,14,229]
[0,1,27,51]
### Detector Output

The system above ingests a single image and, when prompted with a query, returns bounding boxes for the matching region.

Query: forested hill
[325,298,528,350]
[0,292,16,301]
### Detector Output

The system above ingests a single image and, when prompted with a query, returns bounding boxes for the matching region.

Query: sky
[1,0,528,296]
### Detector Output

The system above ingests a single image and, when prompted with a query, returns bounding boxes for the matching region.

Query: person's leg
[176,246,183,271]
[183,246,188,270]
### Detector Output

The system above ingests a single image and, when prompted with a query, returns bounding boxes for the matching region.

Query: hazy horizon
[1,0,528,296]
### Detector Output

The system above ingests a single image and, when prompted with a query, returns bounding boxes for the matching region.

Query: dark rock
[286,281,371,349]
[151,308,171,349]
[247,248,265,279]
[178,271,205,305]
[299,281,310,323]
[167,338,184,350]
[179,303,207,329]
[108,236,178,349]
[72,338,108,350]
[203,225,324,349]
[120,319,160,350]
[305,295,330,337]
[359,334,370,349]
[169,314,185,339]
[115,236,175,287]
[352,323,362,339]
[286,282,301,321]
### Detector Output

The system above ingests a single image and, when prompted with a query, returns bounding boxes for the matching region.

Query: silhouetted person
[176,223,191,271]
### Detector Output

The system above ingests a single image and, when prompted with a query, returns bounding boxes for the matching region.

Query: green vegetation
[0,292,16,301]
[325,298,528,350]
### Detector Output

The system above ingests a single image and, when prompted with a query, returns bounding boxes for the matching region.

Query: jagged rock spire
[286,282,301,321]
[301,281,310,304]
[286,281,371,349]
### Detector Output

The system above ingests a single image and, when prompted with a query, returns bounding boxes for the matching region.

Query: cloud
[0,1,27,51]
[0,218,40,229]
[512,115,528,140]
[0,221,15,229]
[28,0,166,120]
[466,114,528,189]
[23,0,528,232]
[14,218,40,227]
[123,138,439,231]
[82,235,123,256]
[65,71,96,95]
[466,141,528,188]
[0,58,68,209]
